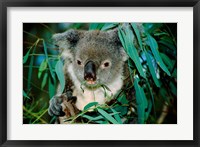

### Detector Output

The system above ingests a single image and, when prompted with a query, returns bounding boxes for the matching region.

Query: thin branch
[23,106,48,124]
[32,109,48,124]
[40,23,55,34]
[23,77,49,94]
[23,30,40,39]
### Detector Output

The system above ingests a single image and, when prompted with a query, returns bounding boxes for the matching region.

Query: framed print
[0,0,199,146]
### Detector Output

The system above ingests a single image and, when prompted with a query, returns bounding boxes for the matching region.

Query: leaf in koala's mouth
[83,81,101,89]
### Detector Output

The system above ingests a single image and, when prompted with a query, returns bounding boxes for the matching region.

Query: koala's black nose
[84,61,96,81]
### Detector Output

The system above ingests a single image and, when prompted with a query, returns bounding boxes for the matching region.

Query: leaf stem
[32,109,48,124]
[23,106,48,124]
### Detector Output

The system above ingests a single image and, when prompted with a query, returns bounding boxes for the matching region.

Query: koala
[48,28,129,121]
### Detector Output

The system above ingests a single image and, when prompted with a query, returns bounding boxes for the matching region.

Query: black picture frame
[0,0,199,146]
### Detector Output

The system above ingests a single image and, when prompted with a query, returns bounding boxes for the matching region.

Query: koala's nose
[84,61,96,81]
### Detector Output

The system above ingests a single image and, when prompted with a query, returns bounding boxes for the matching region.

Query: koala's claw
[48,95,65,117]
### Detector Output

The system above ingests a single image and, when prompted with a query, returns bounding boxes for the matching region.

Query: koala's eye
[101,60,111,68]
[77,60,82,65]
[104,62,109,67]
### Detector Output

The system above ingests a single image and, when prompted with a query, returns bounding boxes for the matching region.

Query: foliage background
[23,23,177,124]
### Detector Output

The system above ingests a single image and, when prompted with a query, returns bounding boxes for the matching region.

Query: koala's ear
[108,29,129,61]
[52,29,83,50]
[120,47,129,61]
[107,28,121,45]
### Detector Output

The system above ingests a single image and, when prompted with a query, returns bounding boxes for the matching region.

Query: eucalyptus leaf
[119,25,146,78]
[101,23,118,31]
[82,112,119,121]
[159,87,170,103]
[55,60,65,93]
[48,76,56,99]
[134,77,148,124]
[117,93,129,104]
[23,90,30,99]
[89,23,104,30]
[169,82,177,96]
[118,27,127,50]
[83,102,98,111]
[95,120,109,124]
[144,49,161,87]
[38,59,47,79]
[143,23,163,33]
[43,40,55,79]
[147,34,171,76]
[113,105,128,116]
[160,53,174,71]
[23,48,31,64]
[131,23,143,50]
[89,23,99,30]
[82,115,103,121]
[147,82,156,117]
[27,42,38,90]
[111,108,122,124]
[41,72,48,89]
[97,108,119,124]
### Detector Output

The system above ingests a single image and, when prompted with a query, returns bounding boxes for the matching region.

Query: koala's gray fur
[48,28,129,118]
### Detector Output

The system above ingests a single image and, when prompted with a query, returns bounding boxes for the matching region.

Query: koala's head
[53,29,128,89]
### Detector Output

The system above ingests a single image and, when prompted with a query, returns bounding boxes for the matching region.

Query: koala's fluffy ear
[52,29,84,51]
[108,28,129,62]
[52,29,85,61]
[120,47,129,61]
[107,28,121,45]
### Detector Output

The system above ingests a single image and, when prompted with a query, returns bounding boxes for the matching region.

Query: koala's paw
[61,98,79,118]
[48,95,66,117]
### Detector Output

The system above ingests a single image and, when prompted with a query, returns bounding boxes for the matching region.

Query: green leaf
[159,87,170,103]
[118,27,127,51]
[147,82,156,117]
[154,32,169,36]
[159,41,177,57]
[146,97,153,120]
[101,23,118,31]
[169,82,177,96]
[83,102,98,111]
[48,75,56,99]
[111,108,122,124]
[160,53,174,71]
[143,23,163,34]
[97,108,119,124]
[144,49,161,87]
[114,105,128,116]
[147,34,171,76]
[89,23,104,30]
[89,23,99,30]
[82,112,119,122]
[23,90,30,99]
[38,59,47,79]
[172,68,177,78]
[27,42,38,90]
[43,40,55,79]
[117,93,129,104]
[95,120,109,124]
[71,23,83,29]
[23,48,31,64]
[82,115,103,121]
[131,23,143,50]
[134,77,148,124]
[159,36,176,50]
[120,25,146,78]
[55,60,65,93]
[41,72,48,89]
[101,84,111,92]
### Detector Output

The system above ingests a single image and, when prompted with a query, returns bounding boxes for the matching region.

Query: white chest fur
[67,64,124,110]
